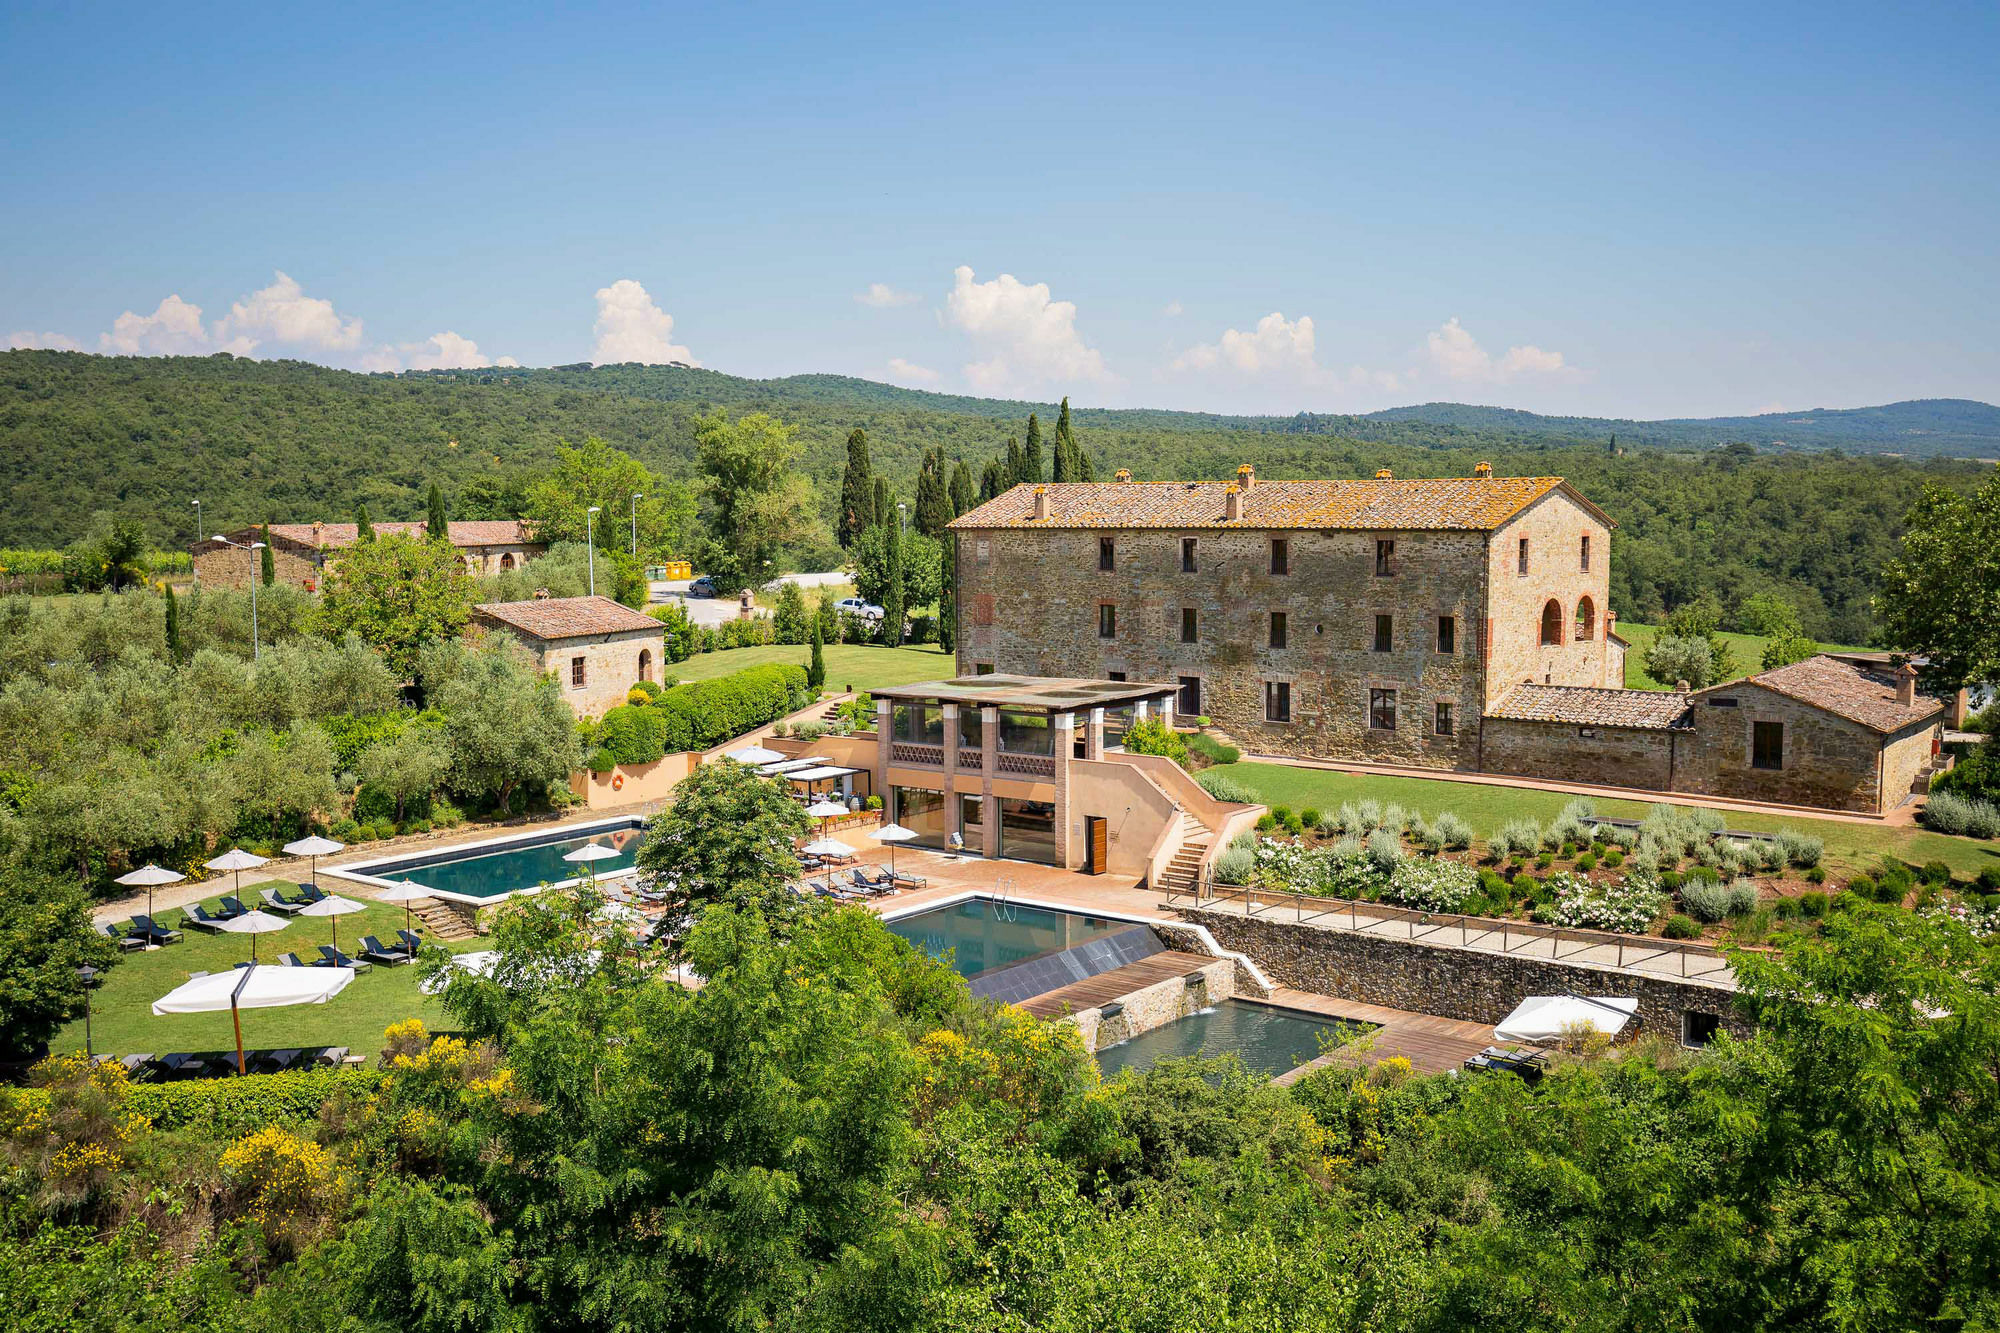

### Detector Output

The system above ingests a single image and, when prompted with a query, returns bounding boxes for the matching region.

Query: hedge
[9,1066,380,1136]
[652,663,812,754]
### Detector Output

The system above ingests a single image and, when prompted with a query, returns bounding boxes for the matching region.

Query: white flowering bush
[1926,898,1998,939]
[1248,836,1389,898]
[1548,869,1667,934]
[1388,857,1480,913]
[1250,837,1319,892]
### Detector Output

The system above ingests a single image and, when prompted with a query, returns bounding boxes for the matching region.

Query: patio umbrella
[1493,995,1637,1045]
[594,901,645,924]
[205,847,270,905]
[296,893,367,954]
[218,908,289,963]
[801,836,855,860]
[726,744,786,765]
[874,822,917,878]
[115,864,185,942]
[281,834,345,891]
[805,797,846,840]
[375,880,432,934]
[563,842,621,891]
[152,962,353,1076]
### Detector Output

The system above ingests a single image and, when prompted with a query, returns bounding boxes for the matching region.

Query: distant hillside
[1368,398,2000,456]
[3,349,1992,643]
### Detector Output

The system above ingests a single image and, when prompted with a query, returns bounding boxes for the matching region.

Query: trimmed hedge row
[10,1067,380,1134]
[597,663,812,763]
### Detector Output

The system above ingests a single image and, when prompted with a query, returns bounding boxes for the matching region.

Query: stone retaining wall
[1062,956,1236,1053]
[1181,905,1747,1042]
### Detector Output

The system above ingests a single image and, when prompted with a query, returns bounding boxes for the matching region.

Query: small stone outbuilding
[193,520,543,591]
[473,595,665,718]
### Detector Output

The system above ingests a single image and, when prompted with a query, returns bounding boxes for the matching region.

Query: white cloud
[885,357,940,385]
[1424,317,1573,384]
[591,278,696,366]
[8,330,82,351]
[1173,311,1321,378]
[945,265,1109,393]
[100,294,214,355]
[856,282,919,308]
[217,271,364,352]
[1162,300,1184,317]
[359,331,515,373]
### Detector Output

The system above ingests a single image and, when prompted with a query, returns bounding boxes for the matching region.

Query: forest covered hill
[3,349,1993,641]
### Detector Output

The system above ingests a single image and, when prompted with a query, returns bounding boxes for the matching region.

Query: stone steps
[410,899,478,942]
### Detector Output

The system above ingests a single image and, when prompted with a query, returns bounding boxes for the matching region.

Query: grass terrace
[1617,620,1869,690]
[665,641,954,691]
[54,884,488,1063]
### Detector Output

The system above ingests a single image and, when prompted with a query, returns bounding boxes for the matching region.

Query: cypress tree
[1051,398,1075,482]
[880,516,905,648]
[1078,450,1096,482]
[938,532,956,655]
[838,428,874,549]
[354,503,374,541]
[949,459,975,516]
[426,482,449,542]
[806,615,826,691]
[1022,413,1044,483]
[259,522,275,586]
[1003,438,1024,488]
[164,583,182,665]
[915,448,952,538]
[872,477,891,536]
[979,460,1005,501]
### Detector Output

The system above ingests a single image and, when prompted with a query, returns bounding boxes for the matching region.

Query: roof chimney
[1675,679,1690,693]
[1032,485,1050,521]
[1897,662,1917,707]
[1113,468,1132,483]
[1236,462,1256,490]
[311,519,323,549]
[1473,461,1492,477]
[1375,468,1393,479]
[1224,483,1243,522]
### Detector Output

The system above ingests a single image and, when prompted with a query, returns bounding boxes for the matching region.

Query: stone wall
[192,544,319,591]
[1675,682,1910,813]
[1483,492,1617,707]
[1062,956,1237,1053]
[1481,717,1678,790]
[1182,905,1747,1043]
[519,627,667,718]
[1880,719,1941,810]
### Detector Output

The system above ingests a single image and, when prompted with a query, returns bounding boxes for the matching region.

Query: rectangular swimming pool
[885,898,1131,980]
[337,821,646,902]
[1095,999,1352,1079]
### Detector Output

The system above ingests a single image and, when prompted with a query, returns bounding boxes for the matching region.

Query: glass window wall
[958,706,984,751]
[998,798,1060,865]
[895,787,949,849]
[996,708,1052,755]
[893,703,945,745]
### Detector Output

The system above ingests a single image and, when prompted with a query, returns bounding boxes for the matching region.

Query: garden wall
[1180,904,1748,1042]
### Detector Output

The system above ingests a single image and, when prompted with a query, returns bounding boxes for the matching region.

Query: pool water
[367,825,644,900]
[1095,999,1352,1079]
[886,898,1129,979]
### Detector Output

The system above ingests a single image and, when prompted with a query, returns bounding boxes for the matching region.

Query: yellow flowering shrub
[221,1126,340,1255]
[2,1052,150,1206]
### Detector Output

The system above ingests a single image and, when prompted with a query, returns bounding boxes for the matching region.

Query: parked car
[687,575,719,598]
[834,596,885,623]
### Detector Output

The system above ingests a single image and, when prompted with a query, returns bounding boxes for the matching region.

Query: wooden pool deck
[1266,988,1501,1080]
[1015,951,1217,1019]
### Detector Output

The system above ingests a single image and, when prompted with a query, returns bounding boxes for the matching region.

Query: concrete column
[1087,706,1106,760]
[940,702,960,843]
[875,697,893,814]
[981,704,1001,858]
[1135,699,1150,722]
[1159,693,1174,729]
[1054,712,1076,870]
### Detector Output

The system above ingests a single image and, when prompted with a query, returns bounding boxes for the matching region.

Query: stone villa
[473,595,665,717]
[949,466,1949,813]
[192,520,543,591]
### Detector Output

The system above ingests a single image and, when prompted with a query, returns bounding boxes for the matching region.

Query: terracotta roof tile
[262,520,537,550]
[1487,684,1693,730]
[1739,655,1945,733]
[948,476,1586,532]
[475,596,663,640]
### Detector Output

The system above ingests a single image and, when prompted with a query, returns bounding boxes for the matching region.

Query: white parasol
[1493,995,1637,1045]
[151,962,353,1075]
[282,834,345,890]
[805,799,848,819]
[205,847,270,905]
[374,880,432,933]
[296,893,368,954]
[563,841,622,889]
[218,908,289,963]
[873,822,917,878]
[801,836,855,859]
[115,864,186,941]
[726,745,786,765]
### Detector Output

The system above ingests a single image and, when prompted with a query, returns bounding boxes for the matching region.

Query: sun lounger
[357,935,410,966]
[851,865,895,892]
[117,1053,151,1074]
[99,922,145,952]
[128,915,181,944]
[317,945,371,972]
[396,928,425,955]
[278,951,309,967]
[261,887,308,915]
[886,868,927,889]
[182,904,231,932]
[297,884,327,903]
[254,1048,303,1074]
[219,896,251,919]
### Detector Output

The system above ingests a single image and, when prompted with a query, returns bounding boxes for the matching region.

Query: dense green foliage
[0,869,118,1062]
[1879,465,2000,692]
[6,353,1991,640]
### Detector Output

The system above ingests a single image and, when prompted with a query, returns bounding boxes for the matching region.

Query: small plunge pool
[1095,998,1353,1079]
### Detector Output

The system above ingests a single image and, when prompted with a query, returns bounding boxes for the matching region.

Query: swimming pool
[1095,999,1352,1079]
[885,897,1131,980]
[331,820,646,903]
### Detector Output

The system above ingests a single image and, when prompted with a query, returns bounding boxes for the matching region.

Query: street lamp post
[630,493,643,556]
[77,965,99,1061]
[898,501,908,531]
[213,535,266,659]
[191,499,202,587]
[586,506,602,596]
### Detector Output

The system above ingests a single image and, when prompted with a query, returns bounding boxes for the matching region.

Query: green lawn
[54,884,488,1064]
[1221,761,2000,880]
[1618,621,1869,691]
[667,642,957,692]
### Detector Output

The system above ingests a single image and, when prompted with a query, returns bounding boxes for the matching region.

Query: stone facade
[192,543,320,592]
[1183,906,1748,1044]
[1481,717,1679,790]
[192,521,543,592]
[955,485,1613,770]
[1674,681,1937,813]
[510,627,664,718]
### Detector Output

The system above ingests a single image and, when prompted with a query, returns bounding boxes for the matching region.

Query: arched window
[637,648,653,683]
[1575,596,1596,641]
[1539,599,1564,646]
[500,552,516,571]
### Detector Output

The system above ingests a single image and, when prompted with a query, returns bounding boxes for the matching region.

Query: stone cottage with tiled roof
[474,595,665,717]
[950,463,1620,772]
[949,465,1945,814]
[193,520,543,591]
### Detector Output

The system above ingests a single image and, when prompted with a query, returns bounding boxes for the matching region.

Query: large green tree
[0,868,119,1063]
[948,458,975,517]
[356,722,452,822]
[315,532,473,678]
[837,428,875,549]
[426,640,582,812]
[913,447,952,538]
[633,757,812,944]
[1021,413,1044,484]
[879,515,905,647]
[693,411,820,591]
[1879,468,2000,691]
[425,482,449,542]
[522,436,696,559]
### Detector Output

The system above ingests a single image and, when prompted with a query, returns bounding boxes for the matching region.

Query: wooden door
[1085,816,1107,875]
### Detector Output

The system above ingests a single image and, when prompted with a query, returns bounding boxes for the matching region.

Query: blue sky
[3,2,1995,417]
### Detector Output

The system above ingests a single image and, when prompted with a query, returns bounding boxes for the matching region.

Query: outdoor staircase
[411,898,477,942]
[1153,809,1212,897]
[1913,753,1949,796]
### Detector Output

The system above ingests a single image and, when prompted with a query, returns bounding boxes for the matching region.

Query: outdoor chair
[358,935,410,966]
[315,1047,352,1067]
[851,865,894,892]
[219,896,251,919]
[317,945,372,973]
[182,904,230,932]
[261,887,308,915]
[297,884,327,903]
[99,922,145,952]
[254,1048,303,1074]
[128,915,182,944]
[278,951,309,967]
[116,1053,151,1074]
[886,867,928,889]
[397,929,425,955]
